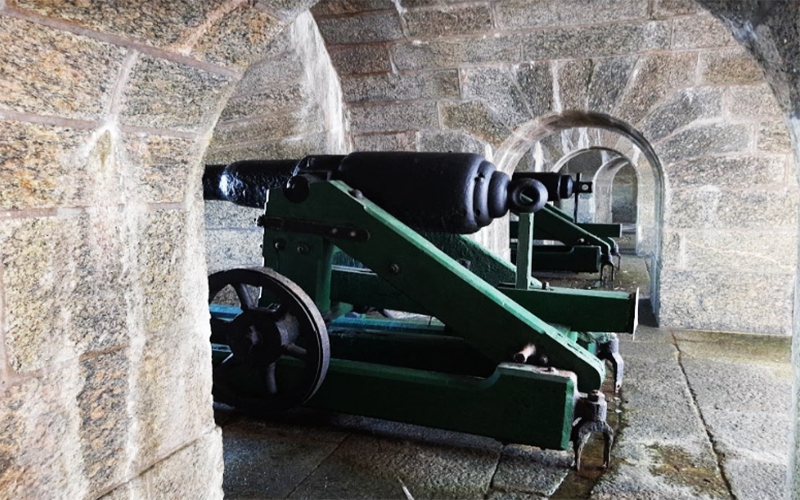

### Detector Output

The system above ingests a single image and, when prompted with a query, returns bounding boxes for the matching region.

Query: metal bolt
[349,230,358,238]
[588,390,603,403]
[389,263,400,274]
[330,228,339,235]
[542,281,550,290]
[349,189,364,199]
[296,243,310,254]
[274,240,286,250]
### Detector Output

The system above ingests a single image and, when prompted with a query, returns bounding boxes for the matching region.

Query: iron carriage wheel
[208,267,330,414]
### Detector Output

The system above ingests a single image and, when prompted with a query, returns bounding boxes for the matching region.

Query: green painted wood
[516,212,534,289]
[306,358,576,450]
[268,181,605,392]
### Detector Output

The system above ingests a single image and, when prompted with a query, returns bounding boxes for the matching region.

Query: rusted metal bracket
[571,390,614,470]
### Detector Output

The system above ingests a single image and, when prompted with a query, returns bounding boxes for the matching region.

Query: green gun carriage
[204,152,637,469]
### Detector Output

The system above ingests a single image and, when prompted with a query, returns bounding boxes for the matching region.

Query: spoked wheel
[208,267,329,414]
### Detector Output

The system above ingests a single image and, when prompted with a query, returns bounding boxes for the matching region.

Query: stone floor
[216,258,792,500]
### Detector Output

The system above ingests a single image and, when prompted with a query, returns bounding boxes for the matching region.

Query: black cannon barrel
[204,152,547,234]
[512,172,574,201]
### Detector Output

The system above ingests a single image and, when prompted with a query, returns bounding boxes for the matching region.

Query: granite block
[403,4,492,37]
[440,100,512,144]
[328,44,393,74]
[665,229,796,273]
[523,21,671,60]
[0,213,129,373]
[316,11,404,44]
[124,134,203,204]
[119,55,234,132]
[462,66,535,128]
[758,120,792,153]
[341,70,459,103]
[0,367,90,499]
[554,59,593,111]
[495,0,648,30]
[287,432,500,499]
[724,458,788,500]
[190,4,284,70]
[699,47,764,85]
[205,133,332,164]
[9,0,225,48]
[393,36,521,71]
[349,101,439,132]
[664,155,786,188]
[659,270,794,335]
[256,0,318,21]
[138,209,191,333]
[0,17,125,120]
[671,14,737,49]
[665,187,798,230]
[515,62,554,117]
[311,0,395,16]
[657,123,752,163]
[142,428,223,499]
[727,84,783,118]
[352,131,418,151]
[651,0,700,18]
[204,201,263,230]
[641,87,723,142]
[211,111,321,147]
[614,52,698,129]
[417,130,487,155]
[77,351,131,494]
[205,228,264,273]
[491,446,570,496]
[586,56,637,114]
[0,120,91,210]
[218,82,307,122]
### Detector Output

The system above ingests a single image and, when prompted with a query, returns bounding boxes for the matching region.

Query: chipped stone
[142,429,224,499]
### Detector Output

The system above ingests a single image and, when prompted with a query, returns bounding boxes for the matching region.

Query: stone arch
[493,111,664,311]
[0,1,327,497]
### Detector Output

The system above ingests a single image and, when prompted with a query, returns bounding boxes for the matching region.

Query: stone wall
[309,0,798,335]
[204,11,349,275]
[0,1,317,498]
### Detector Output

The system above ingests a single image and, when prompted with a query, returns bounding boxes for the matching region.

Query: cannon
[508,172,623,280]
[205,152,635,469]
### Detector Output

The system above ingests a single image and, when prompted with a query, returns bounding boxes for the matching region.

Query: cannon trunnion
[205,152,634,470]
